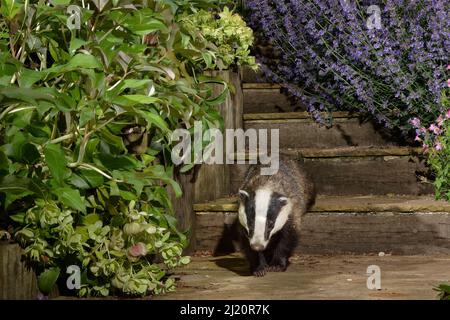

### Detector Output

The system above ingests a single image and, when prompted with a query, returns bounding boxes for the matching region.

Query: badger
[237,157,315,277]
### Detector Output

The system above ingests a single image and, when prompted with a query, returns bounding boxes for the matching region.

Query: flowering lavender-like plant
[245,0,450,135]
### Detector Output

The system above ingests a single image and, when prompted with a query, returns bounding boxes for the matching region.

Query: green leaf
[44,54,103,76]
[79,169,104,188]
[97,153,139,171]
[112,94,160,107]
[55,188,86,213]
[98,127,126,152]
[37,267,60,295]
[0,176,34,194]
[124,19,167,36]
[68,173,90,189]
[69,38,87,55]
[44,144,71,186]
[0,0,21,19]
[179,256,190,265]
[18,69,44,88]
[0,87,55,104]
[53,0,72,3]
[140,111,170,133]
[82,213,101,225]
[0,150,9,171]
[10,213,25,223]
[20,143,40,165]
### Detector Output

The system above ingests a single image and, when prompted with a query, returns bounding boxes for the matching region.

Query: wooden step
[242,66,265,83]
[244,111,398,148]
[228,147,432,196]
[194,195,450,255]
[243,83,305,113]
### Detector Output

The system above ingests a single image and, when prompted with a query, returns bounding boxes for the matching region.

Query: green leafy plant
[434,283,450,300]
[180,6,258,71]
[412,92,450,201]
[0,0,252,297]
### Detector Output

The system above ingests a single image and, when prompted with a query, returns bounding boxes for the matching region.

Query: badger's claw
[253,266,268,277]
[267,265,287,272]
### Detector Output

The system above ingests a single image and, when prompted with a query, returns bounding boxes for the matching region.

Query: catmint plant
[245,0,450,135]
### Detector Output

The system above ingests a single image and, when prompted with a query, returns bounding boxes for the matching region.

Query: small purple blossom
[435,142,443,151]
[409,117,421,128]
[429,123,441,135]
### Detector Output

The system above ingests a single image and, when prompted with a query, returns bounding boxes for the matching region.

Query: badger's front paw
[253,265,268,277]
[268,258,288,272]
[267,264,287,272]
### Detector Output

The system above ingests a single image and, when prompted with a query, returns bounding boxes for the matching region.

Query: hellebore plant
[0,0,256,297]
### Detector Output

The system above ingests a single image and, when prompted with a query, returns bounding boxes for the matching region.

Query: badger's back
[240,158,315,222]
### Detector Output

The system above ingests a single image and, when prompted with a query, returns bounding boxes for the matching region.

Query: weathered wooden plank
[229,154,432,196]
[298,212,450,254]
[231,146,423,160]
[242,66,265,83]
[244,117,398,148]
[243,83,282,89]
[0,243,38,299]
[243,111,354,120]
[170,70,243,251]
[193,195,450,213]
[194,70,243,203]
[304,155,432,195]
[195,209,450,255]
[243,88,304,113]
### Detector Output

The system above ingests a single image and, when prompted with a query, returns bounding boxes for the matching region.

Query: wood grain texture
[243,111,354,120]
[171,70,243,252]
[243,88,304,113]
[0,243,38,299]
[229,154,432,196]
[244,118,398,148]
[194,195,450,213]
[195,208,450,255]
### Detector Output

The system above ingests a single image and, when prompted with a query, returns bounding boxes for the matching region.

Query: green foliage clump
[434,283,450,300]
[180,6,258,71]
[0,0,255,297]
[413,92,450,201]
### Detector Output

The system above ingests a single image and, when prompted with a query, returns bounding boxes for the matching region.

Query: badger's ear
[238,190,249,201]
[278,196,288,206]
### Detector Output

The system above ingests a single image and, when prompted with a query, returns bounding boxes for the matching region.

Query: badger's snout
[250,243,265,251]
[250,238,267,251]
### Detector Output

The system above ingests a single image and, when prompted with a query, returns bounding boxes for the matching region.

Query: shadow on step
[213,257,252,277]
[211,219,253,276]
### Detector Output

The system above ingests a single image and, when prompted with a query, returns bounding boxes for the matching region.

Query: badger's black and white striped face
[238,188,292,251]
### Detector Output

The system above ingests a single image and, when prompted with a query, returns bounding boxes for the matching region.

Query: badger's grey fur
[238,157,315,277]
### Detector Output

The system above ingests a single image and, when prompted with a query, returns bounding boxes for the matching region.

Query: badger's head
[238,188,292,251]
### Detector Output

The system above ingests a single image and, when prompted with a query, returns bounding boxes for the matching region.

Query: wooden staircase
[193,80,450,255]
